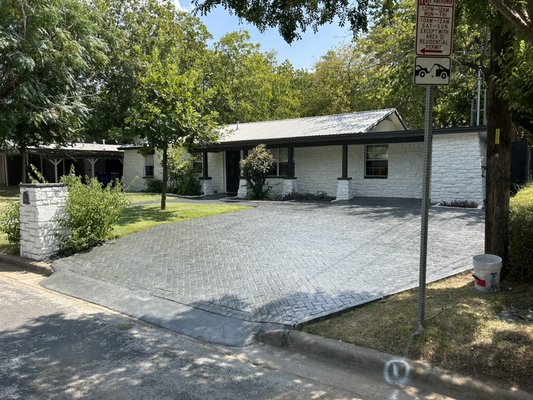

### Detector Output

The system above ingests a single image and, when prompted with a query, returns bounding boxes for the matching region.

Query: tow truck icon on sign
[414,57,451,86]
[415,63,449,79]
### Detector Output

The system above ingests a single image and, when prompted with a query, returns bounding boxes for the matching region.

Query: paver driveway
[45,198,484,335]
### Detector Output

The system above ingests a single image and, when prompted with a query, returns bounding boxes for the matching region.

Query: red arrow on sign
[420,48,443,54]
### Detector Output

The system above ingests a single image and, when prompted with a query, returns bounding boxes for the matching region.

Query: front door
[225,151,241,194]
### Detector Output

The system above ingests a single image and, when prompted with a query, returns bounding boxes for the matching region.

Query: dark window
[269,148,289,177]
[144,153,154,177]
[365,145,388,178]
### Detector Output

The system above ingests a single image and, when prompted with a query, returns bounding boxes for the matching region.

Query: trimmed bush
[59,172,129,255]
[240,144,274,199]
[145,178,163,193]
[0,201,20,246]
[508,184,533,282]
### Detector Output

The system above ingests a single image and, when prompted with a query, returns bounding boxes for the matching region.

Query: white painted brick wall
[122,150,163,192]
[431,132,484,204]
[349,143,424,198]
[294,146,341,196]
[19,184,68,261]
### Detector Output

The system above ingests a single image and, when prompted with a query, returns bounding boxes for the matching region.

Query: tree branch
[489,0,533,45]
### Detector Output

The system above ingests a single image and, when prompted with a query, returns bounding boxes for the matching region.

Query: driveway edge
[257,329,533,400]
[0,253,53,276]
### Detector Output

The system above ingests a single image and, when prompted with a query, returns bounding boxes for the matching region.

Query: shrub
[59,172,129,255]
[145,178,163,193]
[0,201,20,246]
[168,147,202,195]
[171,167,202,195]
[439,200,478,208]
[281,191,335,201]
[508,184,533,282]
[240,144,274,200]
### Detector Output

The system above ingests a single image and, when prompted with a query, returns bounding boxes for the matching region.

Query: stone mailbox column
[19,183,68,261]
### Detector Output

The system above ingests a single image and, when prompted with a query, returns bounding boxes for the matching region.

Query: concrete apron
[258,330,533,400]
[42,267,288,347]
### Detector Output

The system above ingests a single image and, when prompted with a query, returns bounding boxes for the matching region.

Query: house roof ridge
[228,108,397,127]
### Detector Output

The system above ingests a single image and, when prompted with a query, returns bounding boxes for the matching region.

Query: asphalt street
[0,264,452,400]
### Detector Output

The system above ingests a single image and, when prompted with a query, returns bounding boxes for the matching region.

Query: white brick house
[121,109,487,204]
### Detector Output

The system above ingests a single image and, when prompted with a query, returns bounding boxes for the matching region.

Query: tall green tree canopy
[0,0,107,150]
[208,30,303,124]
[107,0,219,209]
[300,0,489,129]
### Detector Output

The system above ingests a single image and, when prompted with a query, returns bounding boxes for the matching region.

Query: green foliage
[193,0,370,43]
[28,164,48,184]
[167,147,202,196]
[300,0,481,128]
[240,144,274,199]
[0,0,108,149]
[208,31,303,124]
[59,171,129,255]
[508,184,533,282]
[0,202,20,246]
[145,179,163,193]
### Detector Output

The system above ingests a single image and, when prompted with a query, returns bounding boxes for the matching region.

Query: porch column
[48,159,62,183]
[237,149,249,198]
[200,151,214,195]
[88,158,98,179]
[335,144,352,201]
[282,146,297,196]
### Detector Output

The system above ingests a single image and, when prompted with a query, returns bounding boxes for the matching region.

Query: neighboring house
[0,143,123,185]
[119,147,164,192]
[120,108,491,204]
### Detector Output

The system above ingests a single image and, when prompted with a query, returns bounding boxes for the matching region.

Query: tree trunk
[21,149,27,184]
[161,146,168,210]
[485,24,514,262]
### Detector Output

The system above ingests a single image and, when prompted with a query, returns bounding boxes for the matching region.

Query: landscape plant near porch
[240,144,274,199]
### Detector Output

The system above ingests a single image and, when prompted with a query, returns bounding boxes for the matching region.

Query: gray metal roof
[29,143,122,152]
[220,109,406,143]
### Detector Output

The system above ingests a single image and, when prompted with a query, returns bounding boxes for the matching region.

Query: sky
[178,1,353,70]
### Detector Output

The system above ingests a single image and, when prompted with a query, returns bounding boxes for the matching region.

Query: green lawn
[113,201,249,238]
[125,193,164,205]
[0,190,248,254]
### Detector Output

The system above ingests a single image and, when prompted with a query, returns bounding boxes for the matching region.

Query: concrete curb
[0,253,53,276]
[257,329,533,400]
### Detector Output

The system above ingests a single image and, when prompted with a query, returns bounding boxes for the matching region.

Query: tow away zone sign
[415,0,455,57]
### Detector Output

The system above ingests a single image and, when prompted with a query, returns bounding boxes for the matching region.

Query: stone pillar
[281,178,297,196]
[335,178,353,201]
[19,183,68,261]
[236,178,249,198]
[200,178,215,195]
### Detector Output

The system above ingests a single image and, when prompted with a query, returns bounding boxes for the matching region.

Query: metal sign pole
[418,85,435,329]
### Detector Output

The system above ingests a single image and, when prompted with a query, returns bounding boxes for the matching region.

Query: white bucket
[473,254,502,292]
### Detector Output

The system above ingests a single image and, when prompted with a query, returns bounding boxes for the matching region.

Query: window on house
[192,158,203,174]
[268,148,289,176]
[365,145,388,178]
[144,153,154,177]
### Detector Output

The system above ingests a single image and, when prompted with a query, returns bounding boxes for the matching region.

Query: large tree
[207,30,302,124]
[0,0,107,179]
[110,0,219,209]
[300,0,483,128]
